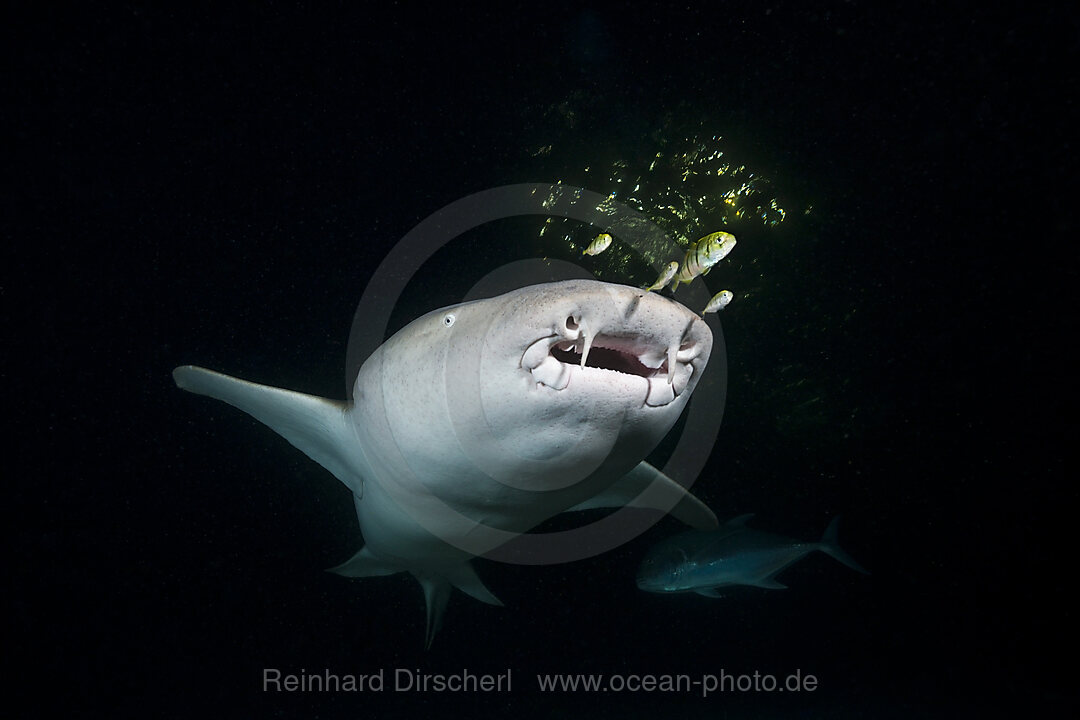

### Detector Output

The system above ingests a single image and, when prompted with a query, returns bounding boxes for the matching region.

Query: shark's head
[386,279,714,496]
[478,278,711,410]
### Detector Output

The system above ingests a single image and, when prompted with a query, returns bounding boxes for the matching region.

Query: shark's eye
[443,313,456,328]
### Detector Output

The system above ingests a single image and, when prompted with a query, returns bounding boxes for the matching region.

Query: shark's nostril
[565,315,579,332]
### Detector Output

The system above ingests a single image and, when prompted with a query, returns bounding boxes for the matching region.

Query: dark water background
[8,3,1074,717]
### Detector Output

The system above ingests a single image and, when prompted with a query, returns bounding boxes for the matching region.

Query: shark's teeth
[532,356,570,390]
[645,376,676,406]
[537,327,696,396]
[637,348,667,369]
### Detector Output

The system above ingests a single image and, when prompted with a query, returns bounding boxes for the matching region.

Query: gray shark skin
[636,514,868,597]
[174,279,718,646]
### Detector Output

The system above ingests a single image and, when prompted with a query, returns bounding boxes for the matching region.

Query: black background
[8,2,1075,717]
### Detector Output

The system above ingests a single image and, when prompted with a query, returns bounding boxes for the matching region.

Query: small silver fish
[644,261,679,292]
[582,233,613,256]
[670,231,736,291]
[701,290,734,315]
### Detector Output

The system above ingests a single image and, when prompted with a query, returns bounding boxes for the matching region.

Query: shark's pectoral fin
[565,462,718,530]
[172,365,363,497]
[695,588,724,598]
[443,563,504,607]
[326,546,403,578]
[749,577,787,589]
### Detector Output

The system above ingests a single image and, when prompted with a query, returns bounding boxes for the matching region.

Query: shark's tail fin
[818,517,870,575]
[328,547,503,649]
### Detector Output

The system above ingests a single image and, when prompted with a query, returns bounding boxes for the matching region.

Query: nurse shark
[174,279,718,645]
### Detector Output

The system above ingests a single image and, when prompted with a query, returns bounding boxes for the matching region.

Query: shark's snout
[518,283,711,408]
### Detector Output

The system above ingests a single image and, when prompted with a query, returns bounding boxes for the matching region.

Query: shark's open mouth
[550,339,657,377]
[521,329,702,408]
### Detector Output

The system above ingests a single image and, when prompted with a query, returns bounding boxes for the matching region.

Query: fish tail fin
[819,517,869,575]
[328,548,502,649]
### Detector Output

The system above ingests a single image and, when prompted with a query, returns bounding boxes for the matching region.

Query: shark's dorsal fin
[173,366,364,497]
[326,546,402,578]
[564,462,719,530]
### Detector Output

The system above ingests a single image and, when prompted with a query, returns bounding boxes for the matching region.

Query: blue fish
[636,515,868,597]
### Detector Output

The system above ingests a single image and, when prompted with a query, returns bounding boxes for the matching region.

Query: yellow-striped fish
[583,232,613,256]
[644,261,679,292]
[701,290,734,316]
[670,231,736,291]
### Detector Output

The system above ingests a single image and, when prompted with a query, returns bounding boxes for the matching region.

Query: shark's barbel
[174,279,718,646]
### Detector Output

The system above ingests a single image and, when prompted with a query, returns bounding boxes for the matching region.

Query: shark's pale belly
[174,279,718,645]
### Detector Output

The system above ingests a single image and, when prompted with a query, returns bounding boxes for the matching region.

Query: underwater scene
[10,3,1073,718]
